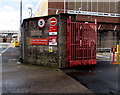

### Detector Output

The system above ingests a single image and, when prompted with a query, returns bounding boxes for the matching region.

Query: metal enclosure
[21,14,97,68]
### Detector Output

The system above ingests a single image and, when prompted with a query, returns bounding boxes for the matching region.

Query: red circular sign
[38,18,46,28]
[49,17,57,26]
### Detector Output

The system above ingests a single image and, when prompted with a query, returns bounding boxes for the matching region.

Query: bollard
[116,45,120,64]
[14,41,20,47]
[111,46,116,64]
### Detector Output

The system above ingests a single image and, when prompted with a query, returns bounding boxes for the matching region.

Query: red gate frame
[67,18,97,67]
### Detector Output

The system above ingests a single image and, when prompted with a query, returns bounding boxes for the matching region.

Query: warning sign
[49,36,57,46]
[49,26,58,35]
[49,47,53,52]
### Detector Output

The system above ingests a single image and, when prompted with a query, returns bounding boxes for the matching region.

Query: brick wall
[22,15,71,68]
[48,2,119,25]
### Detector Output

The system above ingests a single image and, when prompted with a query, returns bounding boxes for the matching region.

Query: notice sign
[30,38,48,45]
[49,36,58,46]
[49,47,53,52]
[38,18,46,28]
[49,17,57,26]
[49,26,58,35]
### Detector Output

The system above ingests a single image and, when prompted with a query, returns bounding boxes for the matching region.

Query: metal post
[97,0,98,12]
[74,0,76,10]
[28,7,32,18]
[20,0,22,26]
[64,0,66,13]
[91,0,92,21]
[87,0,88,11]
[81,0,82,11]
[20,0,22,63]
[112,52,115,64]
[68,0,69,10]
[112,46,115,64]
[109,0,110,13]
[110,49,112,63]
[115,0,116,13]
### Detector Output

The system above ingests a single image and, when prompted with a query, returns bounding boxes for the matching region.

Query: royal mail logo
[49,36,57,46]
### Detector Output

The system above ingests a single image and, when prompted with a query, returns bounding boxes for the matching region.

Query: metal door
[67,19,97,67]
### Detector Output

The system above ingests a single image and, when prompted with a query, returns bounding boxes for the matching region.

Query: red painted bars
[67,18,97,67]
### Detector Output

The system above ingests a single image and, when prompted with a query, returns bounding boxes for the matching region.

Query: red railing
[67,19,97,67]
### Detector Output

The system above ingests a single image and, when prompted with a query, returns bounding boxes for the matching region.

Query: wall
[58,14,70,68]
[22,14,72,68]
[48,2,119,14]
[22,16,59,67]
[97,30,120,48]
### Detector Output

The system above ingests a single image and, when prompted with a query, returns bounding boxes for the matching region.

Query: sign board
[49,36,57,46]
[30,38,48,45]
[49,47,53,52]
[67,10,120,18]
[49,26,58,35]
[49,17,57,26]
[38,18,46,28]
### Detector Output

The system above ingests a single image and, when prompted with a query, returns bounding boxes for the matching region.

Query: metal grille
[67,19,97,67]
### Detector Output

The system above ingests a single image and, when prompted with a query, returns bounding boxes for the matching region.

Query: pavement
[0,43,11,56]
[1,45,94,94]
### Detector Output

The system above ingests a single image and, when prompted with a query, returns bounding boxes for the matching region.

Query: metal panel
[67,19,97,67]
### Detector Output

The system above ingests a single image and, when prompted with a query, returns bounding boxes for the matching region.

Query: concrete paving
[0,43,11,56]
[1,46,94,94]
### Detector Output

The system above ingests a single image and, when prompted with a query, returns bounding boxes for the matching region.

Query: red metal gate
[67,19,97,67]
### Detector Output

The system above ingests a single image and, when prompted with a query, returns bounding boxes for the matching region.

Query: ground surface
[1,46,93,94]
[1,43,119,94]
[0,43,11,55]
[62,61,119,94]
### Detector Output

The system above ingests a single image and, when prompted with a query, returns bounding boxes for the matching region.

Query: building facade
[32,1,120,48]
[34,1,119,16]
